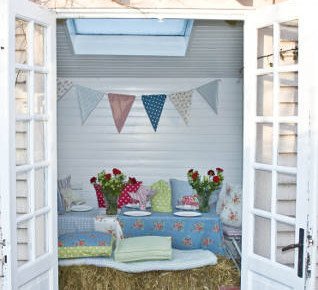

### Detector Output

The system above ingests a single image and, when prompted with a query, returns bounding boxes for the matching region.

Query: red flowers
[128,177,137,184]
[112,168,122,175]
[192,171,199,180]
[90,177,97,184]
[213,176,220,183]
[207,170,215,176]
[187,167,224,196]
[105,173,112,181]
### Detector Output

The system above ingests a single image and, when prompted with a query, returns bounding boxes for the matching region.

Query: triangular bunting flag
[57,78,73,101]
[196,80,221,114]
[108,93,135,133]
[76,85,105,125]
[169,90,193,125]
[142,94,167,132]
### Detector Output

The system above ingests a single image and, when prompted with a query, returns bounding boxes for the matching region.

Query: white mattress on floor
[58,249,217,273]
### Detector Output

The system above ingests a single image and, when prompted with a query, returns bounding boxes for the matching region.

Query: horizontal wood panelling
[57,78,243,207]
[57,20,243,78]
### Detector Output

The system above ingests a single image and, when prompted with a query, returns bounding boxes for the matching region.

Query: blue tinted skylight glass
[73,19,190,36]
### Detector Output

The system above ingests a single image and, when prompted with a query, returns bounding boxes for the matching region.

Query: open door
[0,0,57,289]
[242,1,316,289]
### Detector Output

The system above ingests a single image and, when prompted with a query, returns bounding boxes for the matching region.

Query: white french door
[0,0,57,289]
[242,1,316,289]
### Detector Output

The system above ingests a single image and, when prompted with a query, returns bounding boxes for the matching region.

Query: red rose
[188,169,194,174]
[192,171,199,180]
[90,177,97,184]
[207,170,215,176]
[105,173,112,181]
[213,176,220,183]
[129,177,137,184]
[112,168,122,175]
[216,167,224,172]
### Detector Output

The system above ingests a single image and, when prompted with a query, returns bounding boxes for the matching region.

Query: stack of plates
[175,204,199,211]
[70,204,93,212]
[173,211,202,217]
[123,211,152,217]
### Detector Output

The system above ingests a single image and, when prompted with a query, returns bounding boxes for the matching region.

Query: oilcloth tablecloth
[118,210,225,255]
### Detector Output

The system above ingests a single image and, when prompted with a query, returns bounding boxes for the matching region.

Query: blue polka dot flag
[142,94,167,132]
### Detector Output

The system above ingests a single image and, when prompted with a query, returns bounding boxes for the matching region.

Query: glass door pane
[257,26,273,69]
[279,20,298,66]
[15,17,49,268]
[254,18,300,270]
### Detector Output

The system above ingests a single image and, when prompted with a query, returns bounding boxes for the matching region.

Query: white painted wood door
[0,0,57,289]
[242,1,316,289]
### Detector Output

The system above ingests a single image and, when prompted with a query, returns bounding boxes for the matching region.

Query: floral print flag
[196,79,221,114]
[108,93,135,133]
[169,90,193,125]
[76,85,105,125]
[142,94,167,131]
[57,78,73,101]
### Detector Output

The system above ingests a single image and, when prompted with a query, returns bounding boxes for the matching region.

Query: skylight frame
[66,18,194,56]
[71,19,191,37]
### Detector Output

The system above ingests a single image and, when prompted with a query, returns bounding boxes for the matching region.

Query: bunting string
[57,79,221,132]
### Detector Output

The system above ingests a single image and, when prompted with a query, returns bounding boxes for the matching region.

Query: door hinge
[307,234,314,247]
[1,255,7,264]
[305,252,311,278]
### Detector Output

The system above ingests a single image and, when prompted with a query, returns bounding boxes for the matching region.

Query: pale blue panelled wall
[56,20,243,206]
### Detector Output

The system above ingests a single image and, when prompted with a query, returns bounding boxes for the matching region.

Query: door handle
[281,228,304,278]
[282,243,301,252]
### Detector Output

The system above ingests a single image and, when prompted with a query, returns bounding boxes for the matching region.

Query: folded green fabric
[59,246,112,259]
[114,236,172,263]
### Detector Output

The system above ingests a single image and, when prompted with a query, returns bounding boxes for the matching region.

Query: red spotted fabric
[94,183,106,208]
[117,182,142,209]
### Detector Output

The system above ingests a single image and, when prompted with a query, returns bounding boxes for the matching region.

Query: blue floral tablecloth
[118,210,225,255]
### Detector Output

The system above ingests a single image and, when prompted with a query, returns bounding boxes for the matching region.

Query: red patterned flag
[108,93,135,133]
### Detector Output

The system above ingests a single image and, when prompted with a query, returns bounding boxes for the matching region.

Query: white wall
[57,77,243,206]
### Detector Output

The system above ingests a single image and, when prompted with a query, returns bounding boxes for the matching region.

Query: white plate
[175,205,199,211]
[123,210,152,217]
[70,205,93,212]
[173,211,202,217]
[125,202,151,209]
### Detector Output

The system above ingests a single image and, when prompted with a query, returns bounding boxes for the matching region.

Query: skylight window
[72,19,190,36]
[66,18,193,56]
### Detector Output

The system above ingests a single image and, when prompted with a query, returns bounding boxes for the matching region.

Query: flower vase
[197,189,213,213]
[103,191,119,215]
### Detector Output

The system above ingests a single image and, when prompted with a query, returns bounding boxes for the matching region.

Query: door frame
[0,0,57,289]
[56,4,316,289]
[1,1,316,289]
[241,1,317,289]
[53,2,317,288]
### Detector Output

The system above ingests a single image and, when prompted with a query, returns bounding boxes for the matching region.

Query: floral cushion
[58,231,113,259]
[117,182,142,209]
[129,185,155,209]
[94,183,106,208]
[217,183,242,228]
[151,180,172,212]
